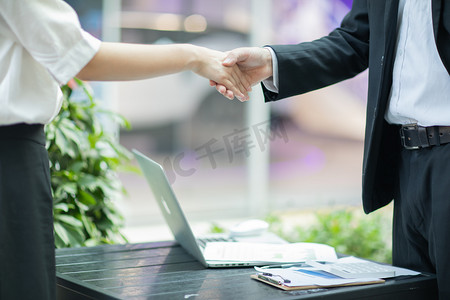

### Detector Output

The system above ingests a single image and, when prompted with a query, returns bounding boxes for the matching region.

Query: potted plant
[46,79,131,248]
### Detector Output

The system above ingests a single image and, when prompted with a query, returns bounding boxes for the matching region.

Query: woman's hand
[188,46,252,101]
[209,47,273,100]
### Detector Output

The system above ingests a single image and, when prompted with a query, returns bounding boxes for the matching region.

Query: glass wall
[69,0,367,242]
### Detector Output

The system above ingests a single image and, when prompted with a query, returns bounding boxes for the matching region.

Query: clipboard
[251,273,385,291]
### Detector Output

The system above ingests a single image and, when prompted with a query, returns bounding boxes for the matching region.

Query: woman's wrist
[182,44,203,73]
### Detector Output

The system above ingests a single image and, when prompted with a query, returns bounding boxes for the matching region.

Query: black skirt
[0,124,55,300]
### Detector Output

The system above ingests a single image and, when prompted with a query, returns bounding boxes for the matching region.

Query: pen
[257,274,290,285]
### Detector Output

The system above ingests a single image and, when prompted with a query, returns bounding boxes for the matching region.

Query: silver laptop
[133,149,286,268]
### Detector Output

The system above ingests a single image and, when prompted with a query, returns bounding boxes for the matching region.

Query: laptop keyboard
[197,236,235,249]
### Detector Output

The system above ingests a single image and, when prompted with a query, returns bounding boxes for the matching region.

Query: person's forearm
[77,42,202,81]
[76,42,249,100]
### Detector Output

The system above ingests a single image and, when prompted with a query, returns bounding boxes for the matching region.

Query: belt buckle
[400,124,421,150]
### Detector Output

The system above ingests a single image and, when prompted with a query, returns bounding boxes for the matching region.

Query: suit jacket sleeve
[263,0,370,102]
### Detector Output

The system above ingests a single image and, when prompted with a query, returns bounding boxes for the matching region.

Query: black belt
[400,124,450,150]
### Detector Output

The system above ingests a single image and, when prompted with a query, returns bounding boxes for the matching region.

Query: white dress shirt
[385,0,450,126]
[265,0,450,127]
[0,0,101,125]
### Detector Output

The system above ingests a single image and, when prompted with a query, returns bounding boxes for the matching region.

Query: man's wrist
[262,47,279,93]
[262,47,274,79]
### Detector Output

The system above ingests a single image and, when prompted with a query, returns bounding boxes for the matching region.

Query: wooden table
[56,241,437,300]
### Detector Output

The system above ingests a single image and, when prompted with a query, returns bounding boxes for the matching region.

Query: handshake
[195,46,274,102]
[77,43,274,102]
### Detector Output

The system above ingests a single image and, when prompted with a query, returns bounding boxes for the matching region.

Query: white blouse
[0,0,101,125]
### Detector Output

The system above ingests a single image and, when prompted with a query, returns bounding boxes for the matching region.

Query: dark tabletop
[55,241,437,300]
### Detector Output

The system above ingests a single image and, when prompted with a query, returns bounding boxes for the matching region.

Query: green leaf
[54,222,70,246]
[64,225,85,247]
[81,214,97,238]
[55,214,83,228]
[78,189,97,205]
[53,203,71,213]
[77,173,100,190]
[56,182,78,196]
[55,128,75,157]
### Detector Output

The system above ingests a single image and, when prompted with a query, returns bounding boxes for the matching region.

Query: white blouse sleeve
[0,0,101,84]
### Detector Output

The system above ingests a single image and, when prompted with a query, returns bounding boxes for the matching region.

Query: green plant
[46,78,132,248]
[266,208,393,264]
[209,223,226,234]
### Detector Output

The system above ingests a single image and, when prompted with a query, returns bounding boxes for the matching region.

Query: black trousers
[393,143,450,300]
[0,124,55,300]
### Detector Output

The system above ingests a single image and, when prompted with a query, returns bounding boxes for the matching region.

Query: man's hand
[210,47,273,101]
[190,46,252,101]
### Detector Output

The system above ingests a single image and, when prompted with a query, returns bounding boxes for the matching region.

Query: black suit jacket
[263,0,450,214]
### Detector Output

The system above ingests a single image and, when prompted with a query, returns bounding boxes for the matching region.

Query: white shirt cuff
[262,47,279,93]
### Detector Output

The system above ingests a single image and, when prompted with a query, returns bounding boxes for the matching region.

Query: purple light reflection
[270,146,326,179]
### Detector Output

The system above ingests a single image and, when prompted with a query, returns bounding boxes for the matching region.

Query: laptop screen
[133,150,208,266]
